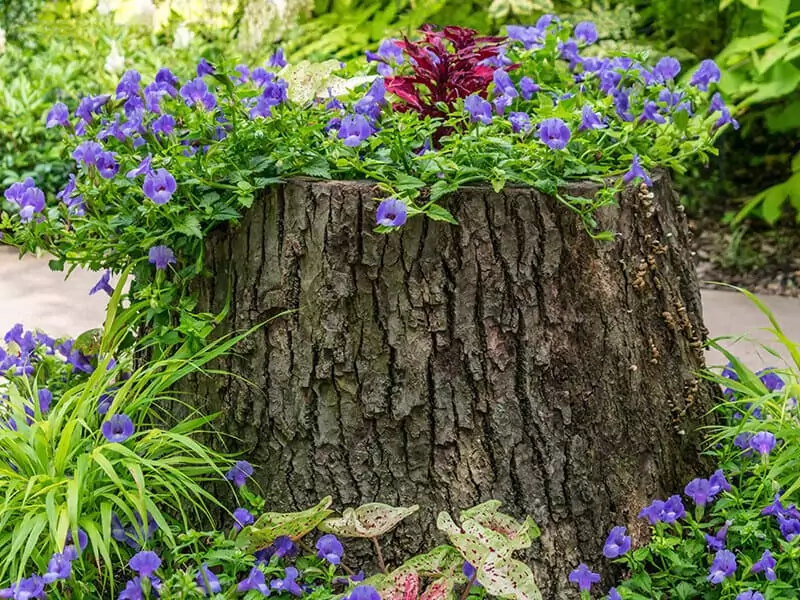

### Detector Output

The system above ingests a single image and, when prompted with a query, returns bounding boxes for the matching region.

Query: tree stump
[187,171,715,598]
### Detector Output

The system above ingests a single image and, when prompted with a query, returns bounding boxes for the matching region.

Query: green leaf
[425,205,458,224]
[237,496,333,552]
[760,0,790,35]
[319,503,419,538]
[175,215,203,239]
[760,182,788,224]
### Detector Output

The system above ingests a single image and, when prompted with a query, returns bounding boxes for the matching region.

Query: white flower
[114,0,156,27]
[0,28,5,56]
[104,42,125,74]
[173,23,194,50]
[96,0,114,14]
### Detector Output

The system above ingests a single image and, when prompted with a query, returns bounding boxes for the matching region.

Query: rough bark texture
[186,171,715,598]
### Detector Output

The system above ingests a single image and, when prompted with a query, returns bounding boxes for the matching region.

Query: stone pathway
[1,247,798,372]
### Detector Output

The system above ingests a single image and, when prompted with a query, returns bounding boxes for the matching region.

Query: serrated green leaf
[175,215,203,239]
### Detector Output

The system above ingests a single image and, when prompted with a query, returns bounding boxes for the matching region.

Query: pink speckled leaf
[420,579,455,600]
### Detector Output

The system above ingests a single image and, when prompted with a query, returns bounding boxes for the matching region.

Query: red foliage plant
[384,26,512,121]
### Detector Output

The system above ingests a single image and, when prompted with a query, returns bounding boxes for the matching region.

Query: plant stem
[458,570,477,600]
[371,536,387,573]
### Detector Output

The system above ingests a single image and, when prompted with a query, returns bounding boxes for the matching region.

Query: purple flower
[464,95,492,124]
[256,535,296,563]
[337,114,374,147]
[735,432,753,451]
[714,108,739,130]
[623,154,652,186]
[494,95,512,115]
[197,58,215,77]
[271,566,303,596]
[180,78,217,110]
[4,576,45,600]
[757,368,785,392]
[43,552,73,583]
[737,592,764,600]
[366,39,404,76]
[148,245,176,270]
[640,101,666,124]
[506,25,545,50]
[750,431,776,455]
[90,271,114,296]
[116,70,142,99]
[709,469,731,495]
[705,520,731,551]
[127,154,153,179]
[707,549,736,584]
[613,89,634,121]
[233,508,254,532]
[462,561,477,580]
[226,460,253,487]
[778,514,800,540]
[130,551,161,577]
[568,563,600,592]
[376,198,407,227]
[602,526,631,558]
[37,388,53,414]
[316,534,344,565]
[349,586,381,600]
[119,577,145,600]
[96,151,119,179]
[519,76,539,100]
[538,118,571,150]
[653,57,681,82]
[639,499,664,524]
[234,64,250,84]
[252,68,274,87]
[685,478,713,506]
[72,141,104,167]
[152,114,176,136]
[75,94,109,123]
[196,564,221,596]
[608,588,621,600]
[267,48,287,68]
[574,21,598,45]
[558,39,581,67]
[46,102,70,128]
[578,104,604,131]
[690,59,721,91]
[66,527,88,553]
[661,495,685,523]
[751,549,776,581]
[143,168,177,205]
[102,414,135,443]
[509,111,531,133]
[18,186,46,223]
[238,567,269,594]
[493,69,518,98]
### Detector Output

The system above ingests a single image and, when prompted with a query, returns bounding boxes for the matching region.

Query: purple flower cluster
[684,469,730,507]
[3,178,46,223]
[0,536,83,597]
[112,512,159,550]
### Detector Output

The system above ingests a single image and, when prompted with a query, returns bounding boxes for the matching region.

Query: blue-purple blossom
[749,431,776,455]
[707,549,736,584]
[116,70,142,99]
[509,111,531,133]
[271,566,303,596]
[267,48,287,68]
[538,118,571,150]
[757,368,785,392]
[337,114,374,147]
[376,198,407,228]
[127,155,153,179]
[559,39,580,68]
[519,76,539,100]
[751,549,776,581]
[366,39,404,76]
[506,25,546,50]
[714,109,740,131]
[2,576,45,600]
[778,514,800,540]
[43,552,73,583]
[197,58,215,77]
[640,100,666,124]
[252,67,274,87]
[348,586,381,600]
[197,564,222,596]
[38,389,52,414]
[493,69,518,98]
[256,535,296,563]
[690,59,721,90]
[226,460,253,487]
[709,92,726,113]
[72,141,104,167]
[234,64,250,84]
[661,495,685,523]
[75,94,109,123]
[464,95,492,124]
[152,114,176,136]
[685,477,714,506]
[462,561,477,581]
[578,104,604,131]
[602,526,631,558]
[148,245,176,270]
[494,95,512,115]
[316,534,344,565]
[653,57,681,82]
[238,567,269,595]
[574,21,598,45]
[17,185,46,223]
[130,551,161,577]
[46,102,70,128]
[736,592,764,600]
[66,527,88,553]
[608,588,621,600]
[143,168,177,205]
[623,154,652,186]
[96,151,119,179]
[180,78,217,110]
[102,414,135,443]
[568,563,600,592]
[639,499,665,524]
[233,508,254,532]
[709,469,731,495]
[704,520,731,551]
[90,271,114,297]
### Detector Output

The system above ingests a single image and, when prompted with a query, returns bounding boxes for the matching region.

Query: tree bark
[187,171,715,598]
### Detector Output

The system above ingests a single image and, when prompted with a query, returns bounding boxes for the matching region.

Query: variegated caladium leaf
[236,496,333,552]
[319,503,419,538]
[419,578,455,600]
[459,501,541,551]
[476,554,542,600]
[378,572,420,600]
[391,546,463,578]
